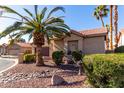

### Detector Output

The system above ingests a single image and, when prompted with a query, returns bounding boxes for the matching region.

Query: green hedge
[83,54,124,88]
[72,51,83,61]
[23,54,35,63]
[114,46,124,53]
[52,51,64,66]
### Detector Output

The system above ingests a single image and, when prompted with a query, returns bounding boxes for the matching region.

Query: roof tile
[79,27,107,37]
[16,43,32,48]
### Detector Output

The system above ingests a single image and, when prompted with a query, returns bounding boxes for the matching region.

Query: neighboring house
[0,43,8,55]
[48,27,107,56]
[7,42,32,55]
[119,29,124,46]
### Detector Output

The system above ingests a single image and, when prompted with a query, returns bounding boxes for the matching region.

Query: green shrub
[72,51,84,61]
[114,46,124,53]
[83,54,124,88]
[23,54,35,63]
[52,51,64,66]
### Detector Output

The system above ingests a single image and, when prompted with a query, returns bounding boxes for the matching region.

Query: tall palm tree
[93,5,110,50]
[114,5,118,48]
[114,5,119,48]
[110,5,113,50]
[0,5,70,66]
[93,5,109,27]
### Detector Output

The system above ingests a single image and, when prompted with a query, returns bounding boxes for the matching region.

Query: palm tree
[93,5,109,27]
[114,5,119,48]
[110,5,113,50]
[0,5,70,66]
[93,5,110,50]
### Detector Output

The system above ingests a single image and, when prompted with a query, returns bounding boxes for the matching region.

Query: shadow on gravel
[58,64,79,71]
[49,80,83,87]
[43,64,57,68]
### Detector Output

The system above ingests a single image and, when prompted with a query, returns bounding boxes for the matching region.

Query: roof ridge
[79,27,106,33]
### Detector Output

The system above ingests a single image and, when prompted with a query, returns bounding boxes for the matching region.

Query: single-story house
[0,27,107,56]
[0,43,8,55]
[7,42,32,55]
[48,27,107,56]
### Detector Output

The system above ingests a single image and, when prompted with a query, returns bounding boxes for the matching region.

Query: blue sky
[0,5,124,44]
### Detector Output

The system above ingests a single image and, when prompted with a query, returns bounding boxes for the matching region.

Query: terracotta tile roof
[79,27,107,37]
[120,29,124,34]
[16,43,32,48]
[70,30,83,37]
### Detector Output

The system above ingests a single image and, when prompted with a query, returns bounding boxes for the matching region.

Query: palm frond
[34,5,38,21]
[0,21,23,39]
[45,26,70,36]
[28,33,33,41]
[44,17,64,25]
[0,16,22,21]
[23,8,35,20]
[47,6,65,18]
[39,7,47,23]
[47,22,70,30]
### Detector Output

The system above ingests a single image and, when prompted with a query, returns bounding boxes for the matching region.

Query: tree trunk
[77,61,84,75]
[100,16,105,27]
[105,25,110,50]
[110,5,113,50]
[36,46,44,66]
[33,32,45,66]
[114,5,118,48]
[106,32,109,50]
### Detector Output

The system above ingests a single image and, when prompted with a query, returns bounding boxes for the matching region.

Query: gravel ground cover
[0,62,90,88]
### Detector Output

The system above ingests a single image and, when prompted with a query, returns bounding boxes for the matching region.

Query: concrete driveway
[0,58,18,73]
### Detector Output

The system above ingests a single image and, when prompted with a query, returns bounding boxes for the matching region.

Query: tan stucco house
[48,27,107,56]
[0,27,107,56]
[7,42,32,55]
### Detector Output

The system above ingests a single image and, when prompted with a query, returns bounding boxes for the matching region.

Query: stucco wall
[64,33,83,51]
[8,44,20,55]
[48,40,64,57]
[83,36,105,54]
[20,47,32,53]
[119,34,124,46]
[49,33,106,56]
[8,44,32,55]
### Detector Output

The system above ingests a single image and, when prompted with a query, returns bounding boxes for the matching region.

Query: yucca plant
[0,5,70,66]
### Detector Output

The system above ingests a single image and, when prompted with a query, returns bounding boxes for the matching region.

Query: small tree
[72,51,85,75]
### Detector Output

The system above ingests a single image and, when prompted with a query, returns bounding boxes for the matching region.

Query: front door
[68,40,78,51]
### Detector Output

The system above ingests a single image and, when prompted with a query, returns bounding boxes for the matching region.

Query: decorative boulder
[51,74,66,85]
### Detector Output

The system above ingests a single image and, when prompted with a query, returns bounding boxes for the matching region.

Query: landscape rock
[51,74,66,85]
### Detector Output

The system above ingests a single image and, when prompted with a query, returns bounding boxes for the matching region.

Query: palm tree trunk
[100,16,105,27]
[100,15,109,50]
[36,46,44,66]
[114,5,118,48]
[106,31,109,50]
[110,5,113,50]
[33,32,45,66]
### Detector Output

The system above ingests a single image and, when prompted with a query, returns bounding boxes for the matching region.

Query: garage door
[68,40,78,51]
[84,37,105,54]
[8,49,20,55]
